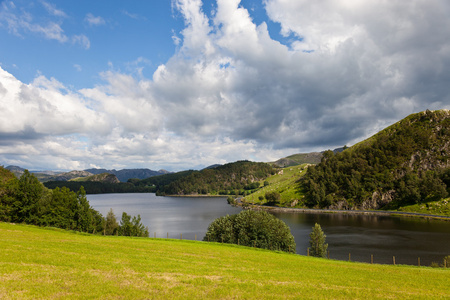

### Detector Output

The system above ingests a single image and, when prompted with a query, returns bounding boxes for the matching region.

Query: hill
[151,160,277,196]
[3,166,169,183]
[242,165,309,207]
[85,168,170,182]
[131,161,277,196]
[271,148,345,168]
[70,172,120,184]
[1,222,448,299]
[271,152,323,167]
[301,109,450,210]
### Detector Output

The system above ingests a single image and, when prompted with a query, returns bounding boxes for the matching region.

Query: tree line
[0,167,148,237]
[152,161,276,196]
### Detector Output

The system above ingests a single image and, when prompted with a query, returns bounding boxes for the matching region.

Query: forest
[301,110,450,209]
[152,160,277,196]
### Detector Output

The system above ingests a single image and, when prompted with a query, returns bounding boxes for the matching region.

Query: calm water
[87,193,450,266]
[87,193,242,240]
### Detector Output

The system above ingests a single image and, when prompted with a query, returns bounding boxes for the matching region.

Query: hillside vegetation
[271,152,323,167]
[242,165,308,206]
[1,222,449,299]
[147,161,277,196]
[301,109,450,210]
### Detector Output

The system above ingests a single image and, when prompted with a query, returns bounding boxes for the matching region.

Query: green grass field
[1,222,449,299]
[396,198,450,217]
[243,165,307,206]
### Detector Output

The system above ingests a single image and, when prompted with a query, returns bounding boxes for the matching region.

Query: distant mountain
[202,164,222,170]
[271,147,345,168]
[50,170,93,181]
[84,168,170,182]
[5,165,25,178]
[271,153,323,168]
[71,172,120,184]
[4,165,171,183]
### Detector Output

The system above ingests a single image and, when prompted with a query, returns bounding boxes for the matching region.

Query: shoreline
[246,205,450,221]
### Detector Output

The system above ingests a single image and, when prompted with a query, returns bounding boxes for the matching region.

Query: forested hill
[301,109,450,210]
[146,161,277,196]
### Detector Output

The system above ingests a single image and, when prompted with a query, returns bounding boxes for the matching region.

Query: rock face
[85,173,120,184]
[362,191,395,210]
[53,171,93,181]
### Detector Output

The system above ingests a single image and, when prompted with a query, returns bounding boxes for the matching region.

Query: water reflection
[271,211,450,265]
[87,193,450,266]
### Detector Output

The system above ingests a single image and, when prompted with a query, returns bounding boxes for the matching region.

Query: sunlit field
[1,222,449,299]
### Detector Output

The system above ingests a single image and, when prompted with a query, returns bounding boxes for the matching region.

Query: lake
[87,193,450,266]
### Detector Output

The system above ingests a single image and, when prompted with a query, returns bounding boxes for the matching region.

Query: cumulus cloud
[1,0,450,171]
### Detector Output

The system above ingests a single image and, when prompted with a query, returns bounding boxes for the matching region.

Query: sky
[1,0,450,172]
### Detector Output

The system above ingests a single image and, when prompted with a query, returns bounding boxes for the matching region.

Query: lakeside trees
[0,167,148,237]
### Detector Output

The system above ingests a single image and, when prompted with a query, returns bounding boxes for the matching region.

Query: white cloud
[72,34,90,49]
[84,13,105,26]
[1,0,450,171]
[73,64,82,72]
[41,1,67,18]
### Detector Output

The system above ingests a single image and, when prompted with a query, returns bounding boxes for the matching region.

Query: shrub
[265,191,281,205]
[203,210,296,253]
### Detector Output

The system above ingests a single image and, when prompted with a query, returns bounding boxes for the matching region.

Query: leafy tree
[104,208,119,235]
[118,212,149,237]
[130,214,149,237]
[13,170,44,224]
[119,212,133,236]
[264,191,281,205]
[309,223,328,258]
[0,167,19,222]
[204,210,296,253]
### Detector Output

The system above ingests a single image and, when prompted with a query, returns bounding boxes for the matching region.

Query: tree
[204,210,296,253]
[309,223,328,258]
[118,212,149,237]
[14,170,44,224]
[265,191,281,205]
[104,208,119,235]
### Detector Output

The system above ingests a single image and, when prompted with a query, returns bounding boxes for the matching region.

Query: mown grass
[243,165,308,206]
[1,222,449,299]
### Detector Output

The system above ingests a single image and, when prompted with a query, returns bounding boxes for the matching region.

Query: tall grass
[1,222,449,299]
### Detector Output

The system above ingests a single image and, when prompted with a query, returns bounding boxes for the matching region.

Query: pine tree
[309,223,328,258]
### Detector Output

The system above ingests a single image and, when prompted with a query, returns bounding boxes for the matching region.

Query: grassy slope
[243,165,307,206]
[396,198,450,216]
[1,223,448,299]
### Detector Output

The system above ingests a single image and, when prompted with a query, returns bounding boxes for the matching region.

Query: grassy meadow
[1,222,449,299]
[243,165,308,206]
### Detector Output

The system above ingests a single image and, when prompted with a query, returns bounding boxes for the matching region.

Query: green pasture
[243,165,307,206]
[396,198,450,217]
[1,222,449,299]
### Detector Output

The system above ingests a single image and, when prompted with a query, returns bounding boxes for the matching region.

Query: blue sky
[1,0,450,171]
[0,1,184,88]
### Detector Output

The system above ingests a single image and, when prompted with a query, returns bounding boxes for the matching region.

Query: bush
[265,191,281,205]
[203,210,296,253]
